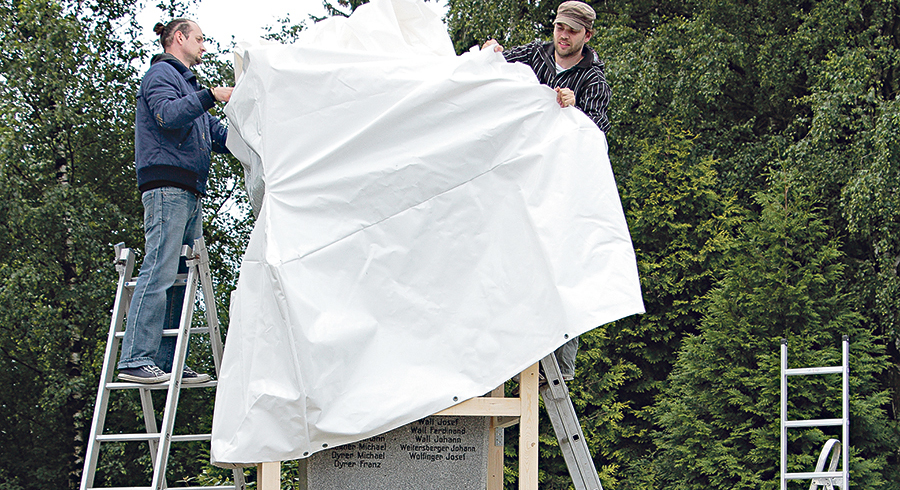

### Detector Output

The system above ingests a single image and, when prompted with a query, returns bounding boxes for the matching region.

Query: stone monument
[304,415,490,489]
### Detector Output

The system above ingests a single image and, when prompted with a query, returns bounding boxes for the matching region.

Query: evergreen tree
[570,120,741,489]
[653,177,896,489]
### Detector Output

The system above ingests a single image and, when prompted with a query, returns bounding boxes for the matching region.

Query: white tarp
[211,0,644,464]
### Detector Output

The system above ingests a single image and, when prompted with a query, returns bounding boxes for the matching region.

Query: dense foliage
[0,0,250,487]
[448,0,900,488]
[1,0,898,488]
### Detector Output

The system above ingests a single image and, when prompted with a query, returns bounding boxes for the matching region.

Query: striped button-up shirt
[503,41,611,133]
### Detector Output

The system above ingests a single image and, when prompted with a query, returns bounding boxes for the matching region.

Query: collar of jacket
[540,41,598,71]
[150,53,197,81]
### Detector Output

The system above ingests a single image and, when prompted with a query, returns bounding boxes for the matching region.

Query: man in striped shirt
[483,1,609,381]
[483,1,611,133]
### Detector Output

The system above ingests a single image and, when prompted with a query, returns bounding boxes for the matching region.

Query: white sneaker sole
[182,374,212,384]
[118,373,171,384]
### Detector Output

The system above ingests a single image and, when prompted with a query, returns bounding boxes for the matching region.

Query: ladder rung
[171,487,238,490]
[172,487,238,490]
[106,380,218,390]
[95,432,211,443]
[163,326,211,336]
[85,486,237,490]
[124,277,188,289]
[96,433,162,443]
[84,486,153,490]
[784,418,843,428]
[172,433,212,442]
[785,366,843,375]
[785,471,844,480]
[115,327,210,339]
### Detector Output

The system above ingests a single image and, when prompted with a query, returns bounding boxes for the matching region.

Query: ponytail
[154,18,193,50]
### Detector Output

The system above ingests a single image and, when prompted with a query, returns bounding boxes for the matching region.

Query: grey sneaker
[182,366,211,384]
[118,365,171,384]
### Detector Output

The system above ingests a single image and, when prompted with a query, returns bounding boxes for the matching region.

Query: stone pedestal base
[305,416,489,489]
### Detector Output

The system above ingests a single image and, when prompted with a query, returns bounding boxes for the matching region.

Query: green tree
[653,178,896,489]
[0,0,144,487]
[780,1,900,421]
[574,121,740,489]
[444,1,900,488]
[0,0,257,486]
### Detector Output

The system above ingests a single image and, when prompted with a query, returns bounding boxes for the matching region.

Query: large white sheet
[211,0,644,464]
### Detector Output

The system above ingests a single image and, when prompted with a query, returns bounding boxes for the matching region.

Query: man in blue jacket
[118,18,233,384]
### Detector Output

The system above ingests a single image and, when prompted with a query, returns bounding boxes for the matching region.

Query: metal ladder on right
[539,353,604,490]
[81,238,245,490]
[780,336,849,490]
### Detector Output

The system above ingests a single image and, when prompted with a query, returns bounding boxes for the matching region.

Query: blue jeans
[554,336,579,378]
[118,187,203,372]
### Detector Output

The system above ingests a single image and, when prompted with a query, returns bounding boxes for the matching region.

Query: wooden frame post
[516,362,540,490]
[258,461,280,490]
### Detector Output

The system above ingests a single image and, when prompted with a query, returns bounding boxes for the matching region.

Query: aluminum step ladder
[539,353,604,490]
[780,336,849,490]
[81,237,245,490]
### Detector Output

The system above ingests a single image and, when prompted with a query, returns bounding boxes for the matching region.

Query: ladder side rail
[540,357,585,490]
[841,336,849,490]
[150,246,202,490]
[539,354,603,490]
[781,339,788,490]
[541,390,589,489]
[193,237,226,377]
[139,388,161,469]
[82,245,136,490]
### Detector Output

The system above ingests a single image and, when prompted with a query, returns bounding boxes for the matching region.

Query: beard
[555,43,581,59]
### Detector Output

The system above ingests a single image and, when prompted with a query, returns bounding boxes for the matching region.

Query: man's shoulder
[571,46,606,79]
[143,59,180,83]
[142,56,195,93]
[146,54,193,80]
[509,39,549,53]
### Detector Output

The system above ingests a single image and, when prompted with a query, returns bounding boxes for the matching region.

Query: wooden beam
[435,396,521,417]
[258,461,280,490]
[488,385,505,490]
[518,362,540,490]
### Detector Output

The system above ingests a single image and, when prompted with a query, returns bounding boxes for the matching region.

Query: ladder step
[785,418,843,428]
[86,487,237,490]
[124,276,188,289]
[785,471,844,480]
[95,433,211,443]
[84,486,153,490]
[115,327,210,339]
[171,487,238,490]
[171,433,212,442]
[106,380,217,390]
[96,433,162,443]
[785,366,843,376]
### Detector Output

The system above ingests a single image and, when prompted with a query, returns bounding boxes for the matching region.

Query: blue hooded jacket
[134,53,229,195]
